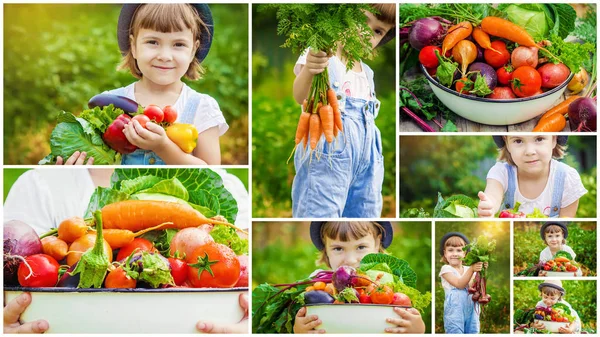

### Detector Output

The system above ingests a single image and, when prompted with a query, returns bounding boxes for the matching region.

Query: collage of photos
[2,1,599,336]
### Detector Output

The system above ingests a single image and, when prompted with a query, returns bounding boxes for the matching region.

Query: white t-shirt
[535,300,581,333]
[439,264,474,292]
[4,169,249,234]
[105,83,228,136]
[487,160,587,215]
[539,245,577,263]
[294,51,372,100]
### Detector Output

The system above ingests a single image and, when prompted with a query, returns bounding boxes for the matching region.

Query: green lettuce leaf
[79,105,124,134]
[553,250,574,260]
[359,253,417,288]
[393,281,431,313]
[434,193,478,218]
[210,225,248,255]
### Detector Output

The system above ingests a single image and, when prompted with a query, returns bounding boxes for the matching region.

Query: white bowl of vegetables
[306,303,404,334]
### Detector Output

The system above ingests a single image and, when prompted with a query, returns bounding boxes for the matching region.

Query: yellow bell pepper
[166,123,198,153]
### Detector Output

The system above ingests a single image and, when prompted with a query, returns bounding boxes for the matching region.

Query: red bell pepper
[103,114,137,154]
[498,202,526,218]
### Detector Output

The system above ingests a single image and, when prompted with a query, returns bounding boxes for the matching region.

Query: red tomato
[163,106,178,124]
[187,242,240,288]
[496,65,514,86]
[359,293,372,304]
[104,267,137,288]
[484,41,510,68]
[18,254,60,287]
[370,285,394,304]
[132,114,151,129]
[486,87,517,99]
[511,66,542,98]
[168,257,189,286]
[116,238,154,261]
[392,292,412,306]
[143,105,164,123]
[419,46,442,69]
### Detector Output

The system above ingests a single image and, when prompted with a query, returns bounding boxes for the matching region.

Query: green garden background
[4,4,248,165]
[400,136,597,217]
[252,222,432,332]
[435,221,511,333]
[514,222,597,276]
[252,5,397,217]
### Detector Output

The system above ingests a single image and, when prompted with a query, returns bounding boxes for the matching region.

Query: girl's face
[131,28,198,86]
[444,245,466,267]
[505,136,556,174]
[364,11,394,49]
[544,231,564,249]
[324,234,380,270]
[541,292,560,307]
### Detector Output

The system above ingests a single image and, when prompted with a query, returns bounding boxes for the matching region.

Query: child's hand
[483,262,489,269]
[558,322,575,334]
[196,293,248,333]
[538,270,547,276]
[4,292,49,333]
[530,320,545,330]
[471,262,484,272]
[385,307,426,333]
[56,151,94,165]
[304,50,329,75]
[123,120,170,152]
[477,191,495,218]
[293,307,324,334]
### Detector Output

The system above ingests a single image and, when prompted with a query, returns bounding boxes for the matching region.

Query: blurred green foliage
[513,280,597,331]
[400,136,597,217]
[4,4,248,164]
[251,5,397,218]
[514,222,597,276]
[252,222,432,332]
[434,221,511,333]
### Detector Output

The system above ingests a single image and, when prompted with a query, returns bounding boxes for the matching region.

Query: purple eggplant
[88,94,139,114]
[304,290,335,304]
[56,262,80,288]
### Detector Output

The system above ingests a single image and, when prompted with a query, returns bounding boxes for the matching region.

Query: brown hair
[117,4,209,80]
[541,286,563,299]
[498,136,566,165]
[543,225,567,245]
[369,4,396,25]
[440,236,467,264]
[317,221,387,268]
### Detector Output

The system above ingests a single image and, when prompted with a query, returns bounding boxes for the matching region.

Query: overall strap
[362,62,376,98]
[502,163,516,210]
[181,91,201,124]
[549,161,567,217]
[327,59,344,93]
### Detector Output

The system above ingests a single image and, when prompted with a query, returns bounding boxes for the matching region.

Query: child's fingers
[74,152,88,165]
[145,121,165,135]
[86,156,95,165]
[386,316,407,327]
[478,208,494,217]
[296,307,307,318]
[55,156,64,165]
[64,151,82,165]
[304,317,323,330]
[478,191,488,201]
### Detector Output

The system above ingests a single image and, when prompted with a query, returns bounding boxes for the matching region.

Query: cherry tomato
[104,267,136,288]
[168,257,189,286]
[418,46,442,69]
[484,41,510,68]
[163,106,178,124]
[132,114,151,129]
[116,238,154,261]
[187,242,240,288]
[496,65,514,86]
[143,105,164,123]
[18,254,60,287]
[370,285,394,304]
[511,66,542,98]
[455,77,473,94]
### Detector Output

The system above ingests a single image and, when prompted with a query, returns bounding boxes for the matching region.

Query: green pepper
[166,123,198,153]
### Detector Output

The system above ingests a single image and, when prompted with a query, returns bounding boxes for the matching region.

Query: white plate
[5,287,247,333]
[534,319,570,333]
[306,304,408,333]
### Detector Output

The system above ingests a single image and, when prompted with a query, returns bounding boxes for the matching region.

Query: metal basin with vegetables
[421,64,573,125]
[306,304,409,334]
[4,287,247,333]
[533,320,569,333]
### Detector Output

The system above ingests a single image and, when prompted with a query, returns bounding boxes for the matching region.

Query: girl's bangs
[544,225,564,235]
[134,4,200,36]
[445,236,466,248]
[322,221,381,242]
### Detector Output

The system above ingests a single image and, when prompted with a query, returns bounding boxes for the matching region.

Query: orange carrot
[480,17,537,48]
[327,89,343,132]
[472,27,499,53]
[101,200,243,233]
[41,236,68,261]
[294,111,311,147]
[533,113,566,132]
[442,21,473,56]
[309,113,321,150]
[91,223,171,249]
[319,105,334,143]
[539,95,581,121]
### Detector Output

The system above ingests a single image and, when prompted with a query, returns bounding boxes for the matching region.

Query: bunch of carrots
[289,70,343,162]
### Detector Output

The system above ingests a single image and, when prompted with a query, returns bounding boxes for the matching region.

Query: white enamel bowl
[534,319,570,333]
[306,304,409,333]
[421,64,573,125]
[4,287,247,333]
[545,270,580,277]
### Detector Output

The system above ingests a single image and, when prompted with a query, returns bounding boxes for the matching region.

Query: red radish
[511,46,539,68]
[169,227,214,259]
[235,255,249,287]
[392,292,412,306]
[568,97,597,132]
[537,63,571,88]
[487,87,516,99]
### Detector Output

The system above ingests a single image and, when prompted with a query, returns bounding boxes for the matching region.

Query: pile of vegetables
[498,202,548,218]
[263,4,375,159]
[40,94,199,164]
[542,251,579,273]
[252,253,431,333]
[534,303,575,323]
[463,235,496,312]
[4,169,249,290]
[400,4,597,132]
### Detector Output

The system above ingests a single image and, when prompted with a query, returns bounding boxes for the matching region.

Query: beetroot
[568,97,597,132]
[408,18,445,50]
[103,114,138,154]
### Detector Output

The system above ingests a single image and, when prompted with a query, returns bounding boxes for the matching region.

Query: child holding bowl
[537,222,582,277]
[530,280,581,333]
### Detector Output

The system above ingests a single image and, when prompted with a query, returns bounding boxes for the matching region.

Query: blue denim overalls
[107,86,200,165]
[500,160,566,217]
[291,62,384,218]
[444,286,480,333]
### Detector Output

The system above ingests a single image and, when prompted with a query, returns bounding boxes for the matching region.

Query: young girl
[531,280,581,333]
[439,232,487,334]
[58,4,227,166]
[294,221,426,334]
[537,222,582,276]
[291,4,395,218]
[478,135,587,218]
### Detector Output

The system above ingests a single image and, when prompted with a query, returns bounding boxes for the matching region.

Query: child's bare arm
[441,263,483,289]
[385,307,425,333]
[559,200,579,218]
[192,127,221,165]
[293,50,329,105]
[477,179,504,217]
